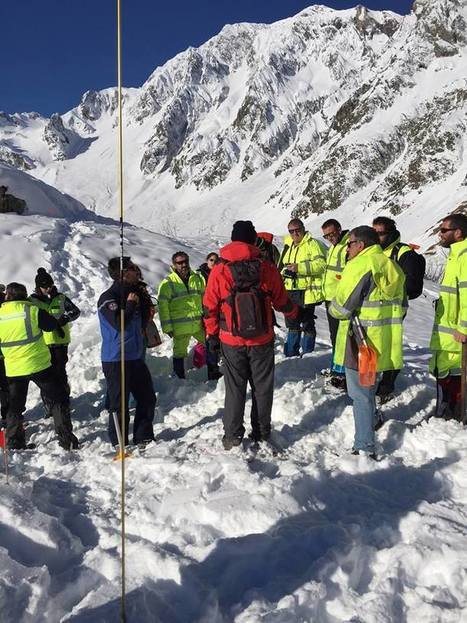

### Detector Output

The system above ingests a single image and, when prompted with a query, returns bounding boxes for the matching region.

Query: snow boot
[173,357,185,379]
[222,435,243,450]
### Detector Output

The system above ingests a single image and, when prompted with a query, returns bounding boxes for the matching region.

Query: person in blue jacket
[97,256,156,448]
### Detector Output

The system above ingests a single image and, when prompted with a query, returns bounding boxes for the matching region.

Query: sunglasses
[323,231,339,240]
[207,257,217,263]
[174,260,189,266]
[288,228,303,234]
[439,227,457,233]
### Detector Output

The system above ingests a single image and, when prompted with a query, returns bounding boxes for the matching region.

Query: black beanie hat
[231,220,257,244]
[35,267,54,288]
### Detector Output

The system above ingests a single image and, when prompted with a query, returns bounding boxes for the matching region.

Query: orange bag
[357,343,378,387]
[353,317,378,387]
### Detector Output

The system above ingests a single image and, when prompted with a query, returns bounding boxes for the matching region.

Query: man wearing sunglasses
[158,251,211,380]
[321,219,349,390]
[328,226,405,458]
[430,213,467,421]
[98,256,156,449]
[372,216,426,403]
[278,218,326,357]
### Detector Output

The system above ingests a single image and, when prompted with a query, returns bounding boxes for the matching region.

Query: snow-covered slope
[1,212,466,621]
[1,1,467,247]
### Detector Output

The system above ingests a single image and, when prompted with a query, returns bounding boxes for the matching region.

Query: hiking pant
[221,340,275,441]
[284,290,315,356]
[325,300,344,375]
[438,375,462,420]
[41,345,70,416]
[103,359,156,446]
[7,366,74,449]
[0,358,9,421]
[346,368,382,454]
[173,328,205,359]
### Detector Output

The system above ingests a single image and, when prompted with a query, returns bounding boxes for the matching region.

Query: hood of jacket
[220,241,262,262]
[356,244,404,299]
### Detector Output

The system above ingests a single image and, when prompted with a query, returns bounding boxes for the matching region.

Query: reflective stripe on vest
[360,298,403,308]
[439,285,458,294]
[0,305,43,347]
[359,317,403,328]
[433,324,456,335]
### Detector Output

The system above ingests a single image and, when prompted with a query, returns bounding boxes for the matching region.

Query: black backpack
[390,243,426,300]
[224,260,269,338]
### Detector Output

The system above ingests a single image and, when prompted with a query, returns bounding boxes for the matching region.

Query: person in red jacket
[203,220,299,450]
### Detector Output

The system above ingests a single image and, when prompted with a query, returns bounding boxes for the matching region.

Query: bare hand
[286,263,298,272]
[454,330,467,343]
[127,292,139,303]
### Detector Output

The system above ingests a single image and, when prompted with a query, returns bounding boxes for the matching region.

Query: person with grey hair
[328,226,405,458]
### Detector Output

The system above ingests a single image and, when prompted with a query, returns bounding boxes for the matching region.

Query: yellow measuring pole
[116,0,128,621]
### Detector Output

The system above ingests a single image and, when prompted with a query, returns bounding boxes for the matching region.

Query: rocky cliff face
[1,1,466,244]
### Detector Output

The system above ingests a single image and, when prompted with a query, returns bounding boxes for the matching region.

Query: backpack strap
[278,244,290,272]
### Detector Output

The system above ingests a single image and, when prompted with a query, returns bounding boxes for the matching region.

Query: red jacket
[203,241,299,346]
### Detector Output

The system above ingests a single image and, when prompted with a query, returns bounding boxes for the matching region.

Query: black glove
[56,325,65,338]
[57,315,69,327]
[207,335,221,354]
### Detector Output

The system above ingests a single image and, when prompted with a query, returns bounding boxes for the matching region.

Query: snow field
[0,213,466,621]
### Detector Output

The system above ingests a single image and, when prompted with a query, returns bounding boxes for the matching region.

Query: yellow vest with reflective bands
[158,270,205,336]
[31,293,71,345]
[429,238,467,376]
[0,300,51,377]
[280,232,326,304]
[329,245,405,371]
[322,232,349,301]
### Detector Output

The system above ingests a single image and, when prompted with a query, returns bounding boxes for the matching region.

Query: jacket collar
[449,237,467,258]
[220,241,261,262]
[283,231,312,247]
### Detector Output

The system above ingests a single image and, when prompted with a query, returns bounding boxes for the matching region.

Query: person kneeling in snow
[203,220,299,450]
[0,282,79,450]
[98,257,156,449]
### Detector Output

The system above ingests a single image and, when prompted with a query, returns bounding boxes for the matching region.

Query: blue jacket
[97,282,144,362]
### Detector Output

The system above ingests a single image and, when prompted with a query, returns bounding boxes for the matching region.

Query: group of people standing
[0,269,80,449]
[1,212,466,458]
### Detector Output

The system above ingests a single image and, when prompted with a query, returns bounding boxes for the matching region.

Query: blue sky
[3,1,413,116]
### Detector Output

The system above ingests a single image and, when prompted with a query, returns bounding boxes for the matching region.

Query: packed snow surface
[0,209,466,623]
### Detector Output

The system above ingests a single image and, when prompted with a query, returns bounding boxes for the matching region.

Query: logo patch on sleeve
[108,302,118,311]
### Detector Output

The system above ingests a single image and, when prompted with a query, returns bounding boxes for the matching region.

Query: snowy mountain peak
[1,2,467,247]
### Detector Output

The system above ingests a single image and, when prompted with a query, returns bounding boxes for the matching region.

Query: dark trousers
[377,369,400,397]
[325,301,339,351]
[7,366,74,449]
[221,341,275,441]
[284,290,316,356]
[41,345,70,415]
[0,358,9,421]
[103,359,156,446]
